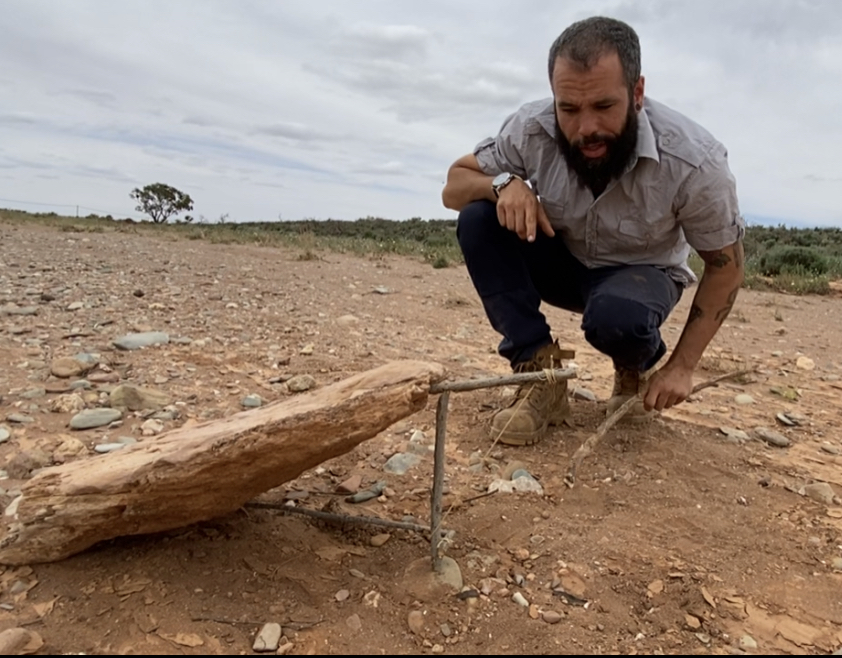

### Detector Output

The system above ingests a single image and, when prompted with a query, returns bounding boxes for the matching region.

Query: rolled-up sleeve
[473,109,529,178]
[675,142,745,252]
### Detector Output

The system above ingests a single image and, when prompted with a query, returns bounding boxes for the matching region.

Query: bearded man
[442,16,744,446]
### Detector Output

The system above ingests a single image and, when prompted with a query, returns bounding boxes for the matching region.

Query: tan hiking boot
[606,366,654,422]
[490,341,573,446]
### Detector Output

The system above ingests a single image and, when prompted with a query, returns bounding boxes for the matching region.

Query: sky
[1,0,841,227]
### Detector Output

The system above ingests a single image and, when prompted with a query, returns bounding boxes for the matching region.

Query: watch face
[492,172,512,187]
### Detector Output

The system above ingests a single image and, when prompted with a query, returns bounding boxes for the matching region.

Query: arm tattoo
[714,286,740,323]
[687,304,704,325]
[704,251,732,268]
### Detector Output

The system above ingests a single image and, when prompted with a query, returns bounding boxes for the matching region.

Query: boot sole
[490,423,547,447]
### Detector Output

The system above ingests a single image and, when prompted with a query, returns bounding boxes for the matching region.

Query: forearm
[442,165,496,211]
[668,242,744,370]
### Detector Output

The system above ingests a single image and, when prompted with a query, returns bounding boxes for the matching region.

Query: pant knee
[583,296,659,360]
[456,200,498,252]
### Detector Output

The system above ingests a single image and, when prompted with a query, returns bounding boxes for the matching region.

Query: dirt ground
[0,220,840,656]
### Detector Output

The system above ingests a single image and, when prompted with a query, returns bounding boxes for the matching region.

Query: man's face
[551,52,644,191]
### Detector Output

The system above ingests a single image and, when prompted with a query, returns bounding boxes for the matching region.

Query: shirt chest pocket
[607,209,677,254]
[540,199,587,243]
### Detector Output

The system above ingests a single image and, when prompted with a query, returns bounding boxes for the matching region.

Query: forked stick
[564,369,757,487]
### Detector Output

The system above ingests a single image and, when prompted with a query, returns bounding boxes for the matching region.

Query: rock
[502,460,529,480]
[336,475,362,494]
[336,314,360,326]
[739,635,758,650]
[66,301,84,311]
[116,436,137,444]
[70,408,122,430]
[796,356,815,370]
[370,533,391,547]
[685,614,702,630]
[299,343,314,355]
[252,622,282,652]
[113,331,169,350]
[19,388,45,400]
[410,429,427,443]
[373,286,391,294]
[277,642,294,655]
[335,589,350,602]
[720,427,749,441]
[95,443,128,454]
[141,419,165,436]
[831,557,842,572]
[512,592,529,607]
[821,444,841,456]
[383,452,421,475]
[488,476,544,496]
[69,380,91,390]
[0,426,10,443]
[0,627,43,654]
[50,356,96,379]
[345,614,361,631]
[542,610,563,624]
[110,385,171,411]
[572,387,597,402]
[408,610,425,635]
[241,394,263,408]
[88,371,120,384]
[799,482,837,505]
[50,394,86,414]
[287,374,316,392]
[6,414,34,425]
[755,427,790,448]
[6,450,51,479]
[734,394,755,405]
[0,305,38,316]
[776,412,796,427]
[53,436,88,462]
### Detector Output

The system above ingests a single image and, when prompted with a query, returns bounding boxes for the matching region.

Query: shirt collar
[536,98,661,165]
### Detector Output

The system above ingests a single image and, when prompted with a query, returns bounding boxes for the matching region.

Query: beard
[556,102,639,195]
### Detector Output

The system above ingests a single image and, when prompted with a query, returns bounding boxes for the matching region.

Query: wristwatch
[491,172,522,198]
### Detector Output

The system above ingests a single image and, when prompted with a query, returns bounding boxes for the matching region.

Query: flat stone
[0,305,38,316]
[345,614,361,632]
[6,414,34,424]
[734,394,755,405]
[252,622,282,652]
[19,388,45,400]
[335,589,350,602]
[739,635,758,650]
[755,427,790,448]
[113,331,169,350]
[66,301,84,311]
[820,444,841,456]
[799,482,837,505]
[141,418,165,436]
[720,427,749,441]
[88,371,120,383]
[336,314,360,326]
[796,356,815,370]
[401,557,463,602]
[0,426,10,443]
[94,443,128,454]
[0,627,43,654]
[383,452,421,475]
[70,408,122,430]
[572,387,597,402]
[370,533,391,547]
[51,356,96,378]
[287,374,316,392]
[241,394,263,408]
[831,557,842,572]
[110,384,171,411]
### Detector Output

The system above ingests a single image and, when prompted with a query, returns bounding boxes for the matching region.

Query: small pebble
[542,610,563,624]
[734,394,755,405]
[252,622,281,652]
[512,592,529,607]
[370,533,391,547]
[335,589,350,602]
[407,610,424,635]
[755,427,790,448]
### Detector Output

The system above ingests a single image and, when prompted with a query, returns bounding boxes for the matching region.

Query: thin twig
[429,368,576,394]
[564,368,757,487]
[461,489,499,504]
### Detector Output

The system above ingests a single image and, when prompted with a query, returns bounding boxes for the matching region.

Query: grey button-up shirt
[473,96,744,285]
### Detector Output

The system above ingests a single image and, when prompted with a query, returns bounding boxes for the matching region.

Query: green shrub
[758,246,828,276]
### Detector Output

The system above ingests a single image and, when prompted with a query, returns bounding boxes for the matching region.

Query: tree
[130,183,194,224]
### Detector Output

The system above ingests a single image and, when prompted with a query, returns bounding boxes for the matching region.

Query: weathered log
[0,360,445,565]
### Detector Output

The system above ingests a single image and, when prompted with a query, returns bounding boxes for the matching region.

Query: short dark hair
[548,16,641,92]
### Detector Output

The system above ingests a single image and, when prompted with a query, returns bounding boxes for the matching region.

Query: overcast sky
[1,0,841,226]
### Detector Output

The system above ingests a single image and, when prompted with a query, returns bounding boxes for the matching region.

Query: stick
[564,368,756,487]
[244,501,436,534]
[430,391,450,572]
[429,368,576,394]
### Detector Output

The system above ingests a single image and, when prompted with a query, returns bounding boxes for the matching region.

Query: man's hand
[496,180,555,242]
[643,363,694,412]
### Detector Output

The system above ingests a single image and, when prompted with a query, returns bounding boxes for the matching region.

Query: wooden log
[0,360,445,565]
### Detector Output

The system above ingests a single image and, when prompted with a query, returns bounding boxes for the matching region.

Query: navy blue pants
[456,200,682,370]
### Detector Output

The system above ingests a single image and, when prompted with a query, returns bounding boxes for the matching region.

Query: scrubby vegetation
[2,209,840,295]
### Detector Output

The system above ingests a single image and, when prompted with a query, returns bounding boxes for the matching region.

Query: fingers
[524,203,537,242]
[537,205,555,238]
[643,380,687,412]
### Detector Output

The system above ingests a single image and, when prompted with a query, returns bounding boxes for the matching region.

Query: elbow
[441,185,458,212]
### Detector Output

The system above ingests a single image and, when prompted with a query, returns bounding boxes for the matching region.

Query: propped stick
[564,368,757,487]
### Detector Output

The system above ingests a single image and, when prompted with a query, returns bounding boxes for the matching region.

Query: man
[442,16,744,446]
